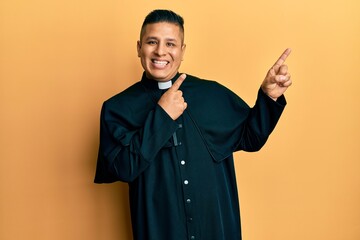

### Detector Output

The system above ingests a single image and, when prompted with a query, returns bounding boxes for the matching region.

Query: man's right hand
[158,74,187,120]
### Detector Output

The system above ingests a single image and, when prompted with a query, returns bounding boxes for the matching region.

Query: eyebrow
[145,36,178,42]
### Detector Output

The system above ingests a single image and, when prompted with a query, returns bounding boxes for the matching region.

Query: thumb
[170,74,186,91]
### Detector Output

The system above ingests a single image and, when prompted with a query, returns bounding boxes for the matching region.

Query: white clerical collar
[158,80,172,90]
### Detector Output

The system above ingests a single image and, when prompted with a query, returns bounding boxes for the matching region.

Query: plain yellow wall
[1,0,359,239]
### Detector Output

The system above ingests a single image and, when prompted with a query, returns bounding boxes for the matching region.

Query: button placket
[174,120,196,239]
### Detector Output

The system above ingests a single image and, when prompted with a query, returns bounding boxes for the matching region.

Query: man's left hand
[261,48,292,101]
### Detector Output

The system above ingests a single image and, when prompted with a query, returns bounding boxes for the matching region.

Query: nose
[155,42,166,56]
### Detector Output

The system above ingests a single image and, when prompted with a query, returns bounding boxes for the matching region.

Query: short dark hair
[140,9,185,42]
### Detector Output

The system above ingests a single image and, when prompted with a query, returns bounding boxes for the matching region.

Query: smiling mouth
[152,60,169,67]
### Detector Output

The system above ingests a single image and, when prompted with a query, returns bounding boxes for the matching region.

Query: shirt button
[178,142,182,145]
[180,160,186,165]
[184,180,189,185]
[190,236,195,240]
[186,199,191,203]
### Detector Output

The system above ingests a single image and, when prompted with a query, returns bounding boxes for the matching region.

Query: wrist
[260,86,278,101]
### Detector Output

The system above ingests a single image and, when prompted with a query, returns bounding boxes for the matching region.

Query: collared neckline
[141,72,181,90]
[158,81,172,90]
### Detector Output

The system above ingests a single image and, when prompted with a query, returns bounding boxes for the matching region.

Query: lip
[152,59,169,64]
[151,59,170,69]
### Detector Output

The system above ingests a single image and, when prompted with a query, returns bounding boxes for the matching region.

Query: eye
[167,42,176,47]
[147,40,157,45]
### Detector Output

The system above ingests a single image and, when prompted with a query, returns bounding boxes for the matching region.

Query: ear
[181,43,186,60]
[137,40,141,57]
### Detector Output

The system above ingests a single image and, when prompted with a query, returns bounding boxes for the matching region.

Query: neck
[158,80,172,90]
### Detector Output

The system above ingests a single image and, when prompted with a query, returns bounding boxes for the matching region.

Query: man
[94,9,292,240]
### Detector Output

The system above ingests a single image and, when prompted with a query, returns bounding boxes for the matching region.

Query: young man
[95,9,292,240]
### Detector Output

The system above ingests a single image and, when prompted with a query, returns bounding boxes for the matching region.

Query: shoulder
[100,81,153,119]
[182,74,230,92]
[104,82,144,106]
[182,74,239,99]
[100,81,156,126]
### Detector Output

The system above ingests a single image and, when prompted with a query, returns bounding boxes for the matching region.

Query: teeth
[153,60,168,65]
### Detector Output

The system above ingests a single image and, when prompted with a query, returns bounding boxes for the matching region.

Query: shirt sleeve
[187,81,286,162]
[94,102,179,183]
[234,88,286,152]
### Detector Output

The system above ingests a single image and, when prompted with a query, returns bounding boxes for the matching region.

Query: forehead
[141,22,183,41]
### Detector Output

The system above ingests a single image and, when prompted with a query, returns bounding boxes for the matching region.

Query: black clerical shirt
[94,72,286,240]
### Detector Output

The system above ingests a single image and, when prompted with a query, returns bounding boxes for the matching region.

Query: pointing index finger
[273,48,292,67]
[170,74,186,91]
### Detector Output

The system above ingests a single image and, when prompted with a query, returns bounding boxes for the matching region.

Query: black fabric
[94,72,286,240]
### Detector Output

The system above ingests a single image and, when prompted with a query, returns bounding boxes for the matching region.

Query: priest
[94,9,292,240]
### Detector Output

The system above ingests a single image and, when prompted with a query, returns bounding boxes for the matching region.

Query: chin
[147,71,173,81]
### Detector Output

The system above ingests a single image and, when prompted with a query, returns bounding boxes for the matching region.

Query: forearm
[97,104,179,183]
[237,88,286,152]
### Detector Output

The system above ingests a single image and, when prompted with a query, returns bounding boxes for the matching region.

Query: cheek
[139,47,151,57]
[171,50,183,62]
[140,52,151,64]
[138,52,148,67]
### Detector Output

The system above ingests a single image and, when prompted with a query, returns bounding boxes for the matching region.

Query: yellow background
[1,0,359,239]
